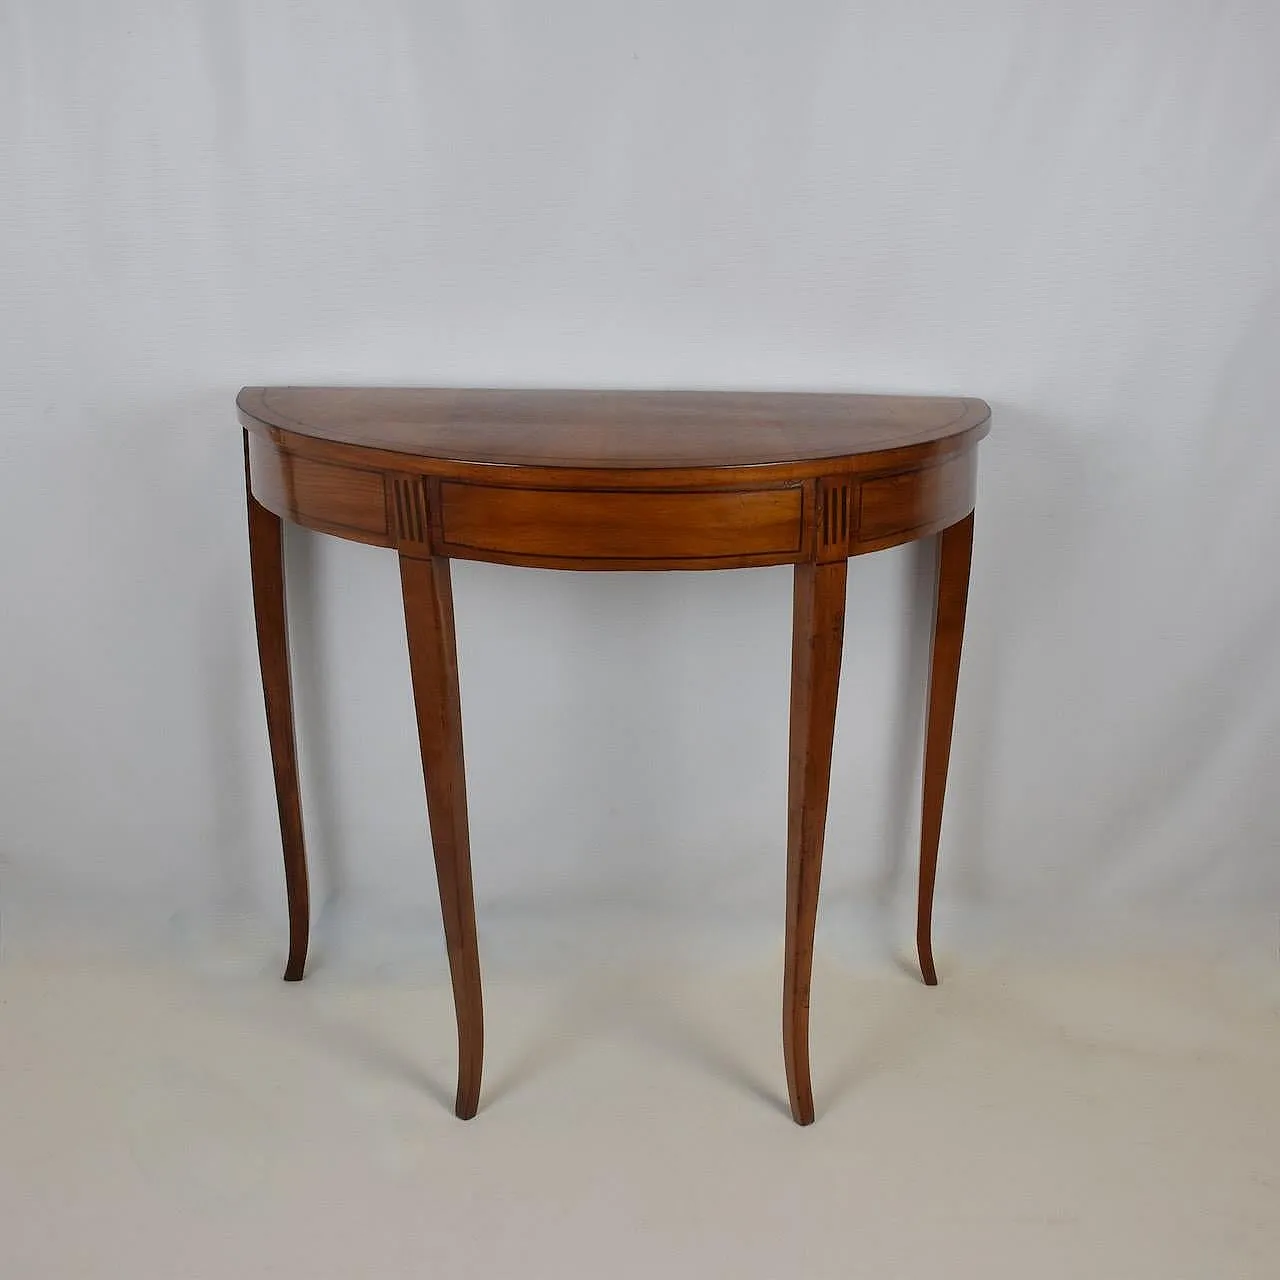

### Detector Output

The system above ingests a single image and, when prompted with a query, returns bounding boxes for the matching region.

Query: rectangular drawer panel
[439,483,803,561]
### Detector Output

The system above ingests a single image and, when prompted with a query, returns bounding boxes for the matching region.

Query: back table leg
[917,511,975,987]
[245,433,310,982]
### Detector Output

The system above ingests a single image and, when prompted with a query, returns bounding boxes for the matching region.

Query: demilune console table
[239,387,989,1125]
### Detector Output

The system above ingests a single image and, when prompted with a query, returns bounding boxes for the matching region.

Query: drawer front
[438,482,804,565]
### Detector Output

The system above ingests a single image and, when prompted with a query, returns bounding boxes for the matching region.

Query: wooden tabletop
[237,387,990,478]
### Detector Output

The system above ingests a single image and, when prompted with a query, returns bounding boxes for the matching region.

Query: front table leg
[783,559,848,1125]
[399,554,484,1120]
[916,511,975,987]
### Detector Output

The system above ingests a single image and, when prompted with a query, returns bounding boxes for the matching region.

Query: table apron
[247,431,977,567]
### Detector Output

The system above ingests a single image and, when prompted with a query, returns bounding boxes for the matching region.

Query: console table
[239,387,989,1125]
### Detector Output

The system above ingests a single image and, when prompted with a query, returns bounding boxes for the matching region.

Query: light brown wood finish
[400,554,484,1121]
[917,511,976,988]
[240,387,989,1123]
[784,559,848,1125]
[438,482,803,563]
[239,387,990,480]
[243,432,309,981]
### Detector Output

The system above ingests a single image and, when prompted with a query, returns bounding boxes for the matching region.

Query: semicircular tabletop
[237,386,990,478]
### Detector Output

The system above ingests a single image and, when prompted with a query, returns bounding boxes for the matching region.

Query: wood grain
[857,449,976,544]
[917,512,976,987]
[290,458,386,534]
[239,386,989,488]
[243,431,310,981]
[248,431,390,546]
[400,554,484,1119]
[438,482,803,564]
[783,558,848,1125]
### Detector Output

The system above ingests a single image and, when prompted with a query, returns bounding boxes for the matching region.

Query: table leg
[244,434,310,982]
[784,558,847,1125]
[399,554,484,1120]
[917,510,975,987]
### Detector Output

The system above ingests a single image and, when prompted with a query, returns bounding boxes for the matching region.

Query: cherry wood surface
[917,511,976,989]
[241,387,988,1124]
[239,386,989,480]
[244,435,309,983]
[784,559,848,1125]
[400,555,484,1120]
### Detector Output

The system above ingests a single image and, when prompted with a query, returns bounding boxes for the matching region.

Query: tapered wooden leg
[917,511,975,987]
[244,434,310,982]
[784,558,848,1126]
[400,554,484,1120]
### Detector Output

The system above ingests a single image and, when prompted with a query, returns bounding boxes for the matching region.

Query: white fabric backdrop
[2,1,1277,965]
